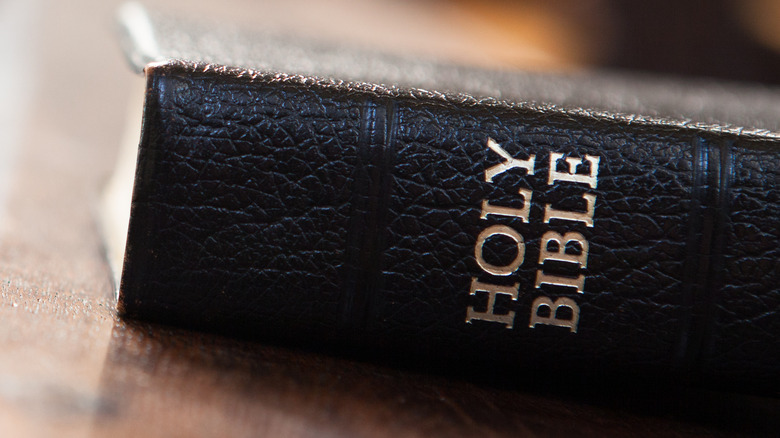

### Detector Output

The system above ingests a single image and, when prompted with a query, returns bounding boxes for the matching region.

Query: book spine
[120,62,779,393]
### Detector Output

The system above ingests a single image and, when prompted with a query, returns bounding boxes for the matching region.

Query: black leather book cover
[115,5,779,394]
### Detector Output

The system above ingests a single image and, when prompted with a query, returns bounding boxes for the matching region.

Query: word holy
[465,138,600,333]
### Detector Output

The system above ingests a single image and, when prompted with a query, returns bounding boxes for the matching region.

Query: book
[110,4,779,394]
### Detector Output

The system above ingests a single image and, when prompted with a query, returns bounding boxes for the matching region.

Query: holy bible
[111,4,778,394]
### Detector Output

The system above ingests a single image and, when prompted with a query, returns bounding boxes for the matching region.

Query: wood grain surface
[0,0,777,436]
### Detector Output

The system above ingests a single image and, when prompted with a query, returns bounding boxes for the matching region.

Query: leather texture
[120,61,778,395]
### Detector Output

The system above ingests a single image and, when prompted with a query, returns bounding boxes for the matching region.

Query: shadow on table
[92,318,779,437]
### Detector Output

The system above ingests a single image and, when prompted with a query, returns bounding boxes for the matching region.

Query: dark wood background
[0,0,778,436]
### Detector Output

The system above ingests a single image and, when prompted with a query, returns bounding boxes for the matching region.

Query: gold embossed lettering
[484,138,535,183]
[475,224,526,276]
[480,188,532,223]
[543,193,596,227]
[466,278,519,328]
[538,230,589,268]
[534,271,586,293]
[529,296,580,332]
[548,153,600,188]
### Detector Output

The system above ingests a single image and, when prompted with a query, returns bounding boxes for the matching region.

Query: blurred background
[100,0,780,83]
[0,0,779,436]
